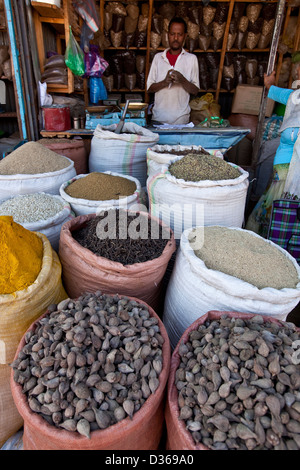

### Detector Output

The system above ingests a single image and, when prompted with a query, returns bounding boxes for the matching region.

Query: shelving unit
[0,1,27,140]
[30,0,299,112]
[96,0,299,106]
[31,0,81,94]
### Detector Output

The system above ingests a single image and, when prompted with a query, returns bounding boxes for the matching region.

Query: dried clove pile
[175,314,300,450]
[11,292,165,439]
[72,210,170,265]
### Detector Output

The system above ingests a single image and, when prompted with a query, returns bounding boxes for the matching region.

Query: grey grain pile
[169,154,241,182]
[189,226,299,290]
[0,193,65,223]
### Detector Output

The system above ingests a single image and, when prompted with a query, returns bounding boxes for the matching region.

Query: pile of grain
[189,226,299,290]
[0,193,65,223]
[64,172,137,201]
[0,142,70,175]
[169,154,241,182]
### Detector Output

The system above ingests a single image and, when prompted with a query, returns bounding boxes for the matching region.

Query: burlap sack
[58,212,176,312]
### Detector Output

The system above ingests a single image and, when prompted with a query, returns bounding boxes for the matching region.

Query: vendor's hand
[164,70,174,86]
[264,70,276,90]
[169,70,186,85]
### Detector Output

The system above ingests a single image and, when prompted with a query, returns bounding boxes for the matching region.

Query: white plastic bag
[89,123,159,187]
[163,226,300,349]
[59,172,143,216]
[283,133,300,200]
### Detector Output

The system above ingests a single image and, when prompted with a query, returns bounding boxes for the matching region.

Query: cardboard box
[231,85,274,117]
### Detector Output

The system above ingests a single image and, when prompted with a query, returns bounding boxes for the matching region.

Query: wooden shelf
[31,2,63,18]
[0,112,18,118]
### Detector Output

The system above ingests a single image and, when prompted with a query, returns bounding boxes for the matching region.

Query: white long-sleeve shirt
[147,48,199,125]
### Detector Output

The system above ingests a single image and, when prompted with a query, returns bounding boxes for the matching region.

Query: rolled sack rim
[59,210,176,274]
[59,172,142,208]
[10,293,171,446]
[180,226,300,300]
[0,232,58,303]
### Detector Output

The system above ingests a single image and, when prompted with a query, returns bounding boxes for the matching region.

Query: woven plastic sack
[89,123,159,187]
[163,227,300,349]
[165,310,300,450]
[1,193,73,252]
[65,27,85,76]
[59,172,143,216]
[11,295,171,450]
[0,233,67,365]
[147,144,223,178]
[147,157,249,240]
[59,212,176,312]
[0,156,76,203]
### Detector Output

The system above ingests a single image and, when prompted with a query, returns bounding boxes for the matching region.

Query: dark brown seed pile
[156,149,210,156]
[72,209,170,265]
[168,154,241,182]
[11,292,165,438]
[176,314,300,450]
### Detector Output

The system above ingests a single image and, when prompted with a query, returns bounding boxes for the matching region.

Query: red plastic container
[43,105,71,131]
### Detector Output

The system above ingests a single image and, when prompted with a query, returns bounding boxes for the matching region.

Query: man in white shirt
[147,17,200,125]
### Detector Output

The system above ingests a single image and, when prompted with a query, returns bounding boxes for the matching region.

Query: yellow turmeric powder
[0,216,43,295]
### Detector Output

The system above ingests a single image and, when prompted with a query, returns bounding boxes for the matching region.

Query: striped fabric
[267,199,300,264]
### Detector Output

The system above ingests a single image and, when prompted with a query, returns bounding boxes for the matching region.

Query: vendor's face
[168,23,186,53]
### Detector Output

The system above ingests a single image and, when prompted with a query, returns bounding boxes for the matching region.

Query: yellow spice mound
[0,216,43,294]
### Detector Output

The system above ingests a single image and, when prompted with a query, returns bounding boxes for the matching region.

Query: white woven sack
[163,226,300,349]
[0,157,76,203]
[20,194,73,252]
[147,157,249,241]
[89,123,159,187]
[147,144,224,178]
[59,172,144,216]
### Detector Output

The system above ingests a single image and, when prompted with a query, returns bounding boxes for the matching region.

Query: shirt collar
[162,48,186,60]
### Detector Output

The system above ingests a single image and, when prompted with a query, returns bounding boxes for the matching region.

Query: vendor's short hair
[168,17,187,33]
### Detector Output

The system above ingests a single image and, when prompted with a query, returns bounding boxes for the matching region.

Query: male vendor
[147,17,200,125]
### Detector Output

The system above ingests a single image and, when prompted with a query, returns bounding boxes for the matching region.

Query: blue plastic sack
[89,77,108,104]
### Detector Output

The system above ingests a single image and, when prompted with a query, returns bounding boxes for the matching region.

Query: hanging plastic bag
[65,26,85,76]
[73,0,100,33]
[283,134,300,200]
[89,77,108,103]
[84,45,109,77]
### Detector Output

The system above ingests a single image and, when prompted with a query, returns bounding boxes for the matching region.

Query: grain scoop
[115,100,130,134]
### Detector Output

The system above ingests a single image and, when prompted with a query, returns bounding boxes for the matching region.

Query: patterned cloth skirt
[246,163,290,238]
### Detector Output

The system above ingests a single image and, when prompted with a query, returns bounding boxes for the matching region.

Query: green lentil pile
[168,154,241,182]
[64,172,137,201]
[0,142,70,175]
[0,193,65,223]
[189,226,299,290]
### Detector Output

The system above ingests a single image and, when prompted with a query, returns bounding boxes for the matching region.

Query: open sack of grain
[165,310,300,450]
[147,144,224,178]
[59,209,176,311]
[0,142,76,202]
[89,123,159,187]
[163,226,300,350]
[0,217,67,447]
[10,292,171,450]
[0,193,73,251]
[147,153,249,241]
[59,172,143,216]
